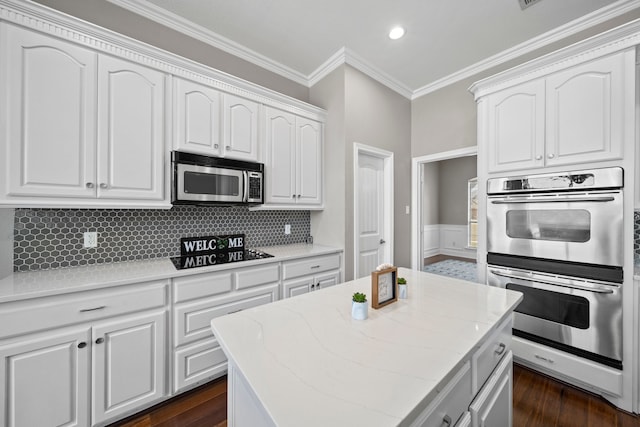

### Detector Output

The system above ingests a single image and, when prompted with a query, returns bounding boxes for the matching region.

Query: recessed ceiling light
[389,26,405,40]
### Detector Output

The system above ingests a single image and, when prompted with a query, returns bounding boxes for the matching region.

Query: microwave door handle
[491,196,615,204]
[488,269,615,294]
[242,171,249,203]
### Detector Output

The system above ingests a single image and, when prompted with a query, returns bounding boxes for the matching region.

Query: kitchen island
[210,267,522,427]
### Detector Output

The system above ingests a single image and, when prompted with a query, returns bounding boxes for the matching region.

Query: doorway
[353,143,394,279]
[411,147,478,279]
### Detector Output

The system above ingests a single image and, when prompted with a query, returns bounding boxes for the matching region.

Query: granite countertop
[210,267,523,427]
[0,243,342,303]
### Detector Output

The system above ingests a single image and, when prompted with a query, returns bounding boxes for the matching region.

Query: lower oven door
[487,265,622,369]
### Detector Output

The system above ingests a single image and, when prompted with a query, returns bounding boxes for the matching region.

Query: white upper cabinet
[3,24,98,199]
[264,107,323,208]
[222,93,259,162]
[97,55,165,201]
[484,50,632,174]
[174,78,258,162]
[174,77,221,155]
[1,24,167,207]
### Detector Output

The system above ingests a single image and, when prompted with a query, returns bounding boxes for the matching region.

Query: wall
[0,209,12,278]
[32,0,309,101]
[12,207,309,271]
[344,66,412,277]
[438,156,477,225]
[309,66,347,253]
[422,162,439,225]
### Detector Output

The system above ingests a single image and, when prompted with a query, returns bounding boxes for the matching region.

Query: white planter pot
[398,284,408,299]
[351,301,368,320]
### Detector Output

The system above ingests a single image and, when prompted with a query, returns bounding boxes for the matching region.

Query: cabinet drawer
[173,271,233,303]
[472,316,512,394]
[282,254,340,280]
[174,284,278,346]
[411,361,472,427]
[173,338,227,394]
[0,281,166,339]
[235,263,279,290]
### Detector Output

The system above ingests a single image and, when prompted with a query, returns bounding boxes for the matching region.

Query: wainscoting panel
[423,224,476,260]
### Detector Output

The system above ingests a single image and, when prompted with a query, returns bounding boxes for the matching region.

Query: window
[468,177,478,248]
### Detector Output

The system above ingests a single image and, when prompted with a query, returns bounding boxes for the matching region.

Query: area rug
[423,259,478,283]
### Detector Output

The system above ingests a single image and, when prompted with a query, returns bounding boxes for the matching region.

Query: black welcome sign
[180,234,245,257]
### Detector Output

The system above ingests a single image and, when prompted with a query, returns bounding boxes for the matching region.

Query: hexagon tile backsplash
[14,206,310,272]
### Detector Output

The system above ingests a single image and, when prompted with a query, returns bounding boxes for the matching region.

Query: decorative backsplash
[14,207,310,272]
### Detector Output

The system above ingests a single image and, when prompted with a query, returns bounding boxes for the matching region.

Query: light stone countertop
[0,243,342,303]
[210,267,523,427]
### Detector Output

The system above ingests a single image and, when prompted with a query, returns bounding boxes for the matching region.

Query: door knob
[380,239,386,244]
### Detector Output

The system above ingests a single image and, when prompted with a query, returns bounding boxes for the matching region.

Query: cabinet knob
[547,153,555,159]
[95,337,105,344]
[311,284,315,290]
[99,183,108,189]
[316,283,321,288]
[86,182,94,189]
[441,415,452,427]
[77,342,87,349]
[535,155,542,161]
[226,146,231,150]
[214,144,219,149]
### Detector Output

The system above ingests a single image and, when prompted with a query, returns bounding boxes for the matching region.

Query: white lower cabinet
[172,263,280,394]
[469,352,513,427]
[281,253,341,298]
[0,281,167,427]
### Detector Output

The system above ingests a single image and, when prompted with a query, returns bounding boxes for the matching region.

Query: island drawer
[0,281,166,339]
[173,338,227,394]
[472,316,512,394]
[412,361,472,427]
[174,283,279,346]
[282,253,341,280]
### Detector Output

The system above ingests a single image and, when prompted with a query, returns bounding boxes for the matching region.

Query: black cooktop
[170,249,273,270]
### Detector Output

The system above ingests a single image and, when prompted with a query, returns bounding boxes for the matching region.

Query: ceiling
[108,0,638,98]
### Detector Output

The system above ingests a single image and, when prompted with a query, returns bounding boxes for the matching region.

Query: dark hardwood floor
[109,363,640,427]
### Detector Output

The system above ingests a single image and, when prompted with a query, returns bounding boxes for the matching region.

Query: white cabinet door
[283,277,313,298]
[545,52,628,167]
[92,310,166,425]
[97,55,165,201]
[3,24,97,198]
[0,328,91,427]
[487,79,545,173]
[174,77,221,155]
[265,107,296,205]
[222,94,259,162]
[315,271,340,291]
[296,117,322,205]
[470,352,513,427]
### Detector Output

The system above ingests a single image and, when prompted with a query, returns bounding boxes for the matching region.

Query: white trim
[105,0,640,100]
[414,0,640,99]
[411,146,477,271]
[353,143,394,279]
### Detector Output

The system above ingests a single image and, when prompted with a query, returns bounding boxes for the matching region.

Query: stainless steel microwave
[172,151,264,205]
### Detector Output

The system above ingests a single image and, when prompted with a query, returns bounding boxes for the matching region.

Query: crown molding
[106,0,309,86]
[307,47,347,87]
[343,48,414,99]
[412,0,640,99]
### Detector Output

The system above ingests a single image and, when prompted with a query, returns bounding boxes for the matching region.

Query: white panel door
[296,117,322,205]
[265,107,296,204]
[0,328,91,427]
[92,311,166,425]
[357,153,385,278]
[487,79,545,173]
[174,77,221,155]
[97,55,165,200]
[3,24,97,198]
[545,51,628,167]
[222,94,259,162]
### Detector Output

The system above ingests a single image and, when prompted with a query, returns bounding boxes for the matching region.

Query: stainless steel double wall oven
[486,167,624,369]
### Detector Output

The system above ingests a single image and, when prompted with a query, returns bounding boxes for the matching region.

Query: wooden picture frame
[371,266,398,309]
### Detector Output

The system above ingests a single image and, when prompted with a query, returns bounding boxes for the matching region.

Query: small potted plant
[352,292,368,320]
[397,277,408,299]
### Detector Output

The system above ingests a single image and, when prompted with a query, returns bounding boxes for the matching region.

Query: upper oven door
[487,190,623,266]
[176,163,244,203]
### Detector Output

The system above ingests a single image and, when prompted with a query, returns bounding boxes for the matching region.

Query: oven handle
[488,269,616,294]
[490,196,615,204]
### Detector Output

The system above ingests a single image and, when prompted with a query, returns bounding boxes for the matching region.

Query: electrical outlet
[84,232,98,248]
[284,224,291,235]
